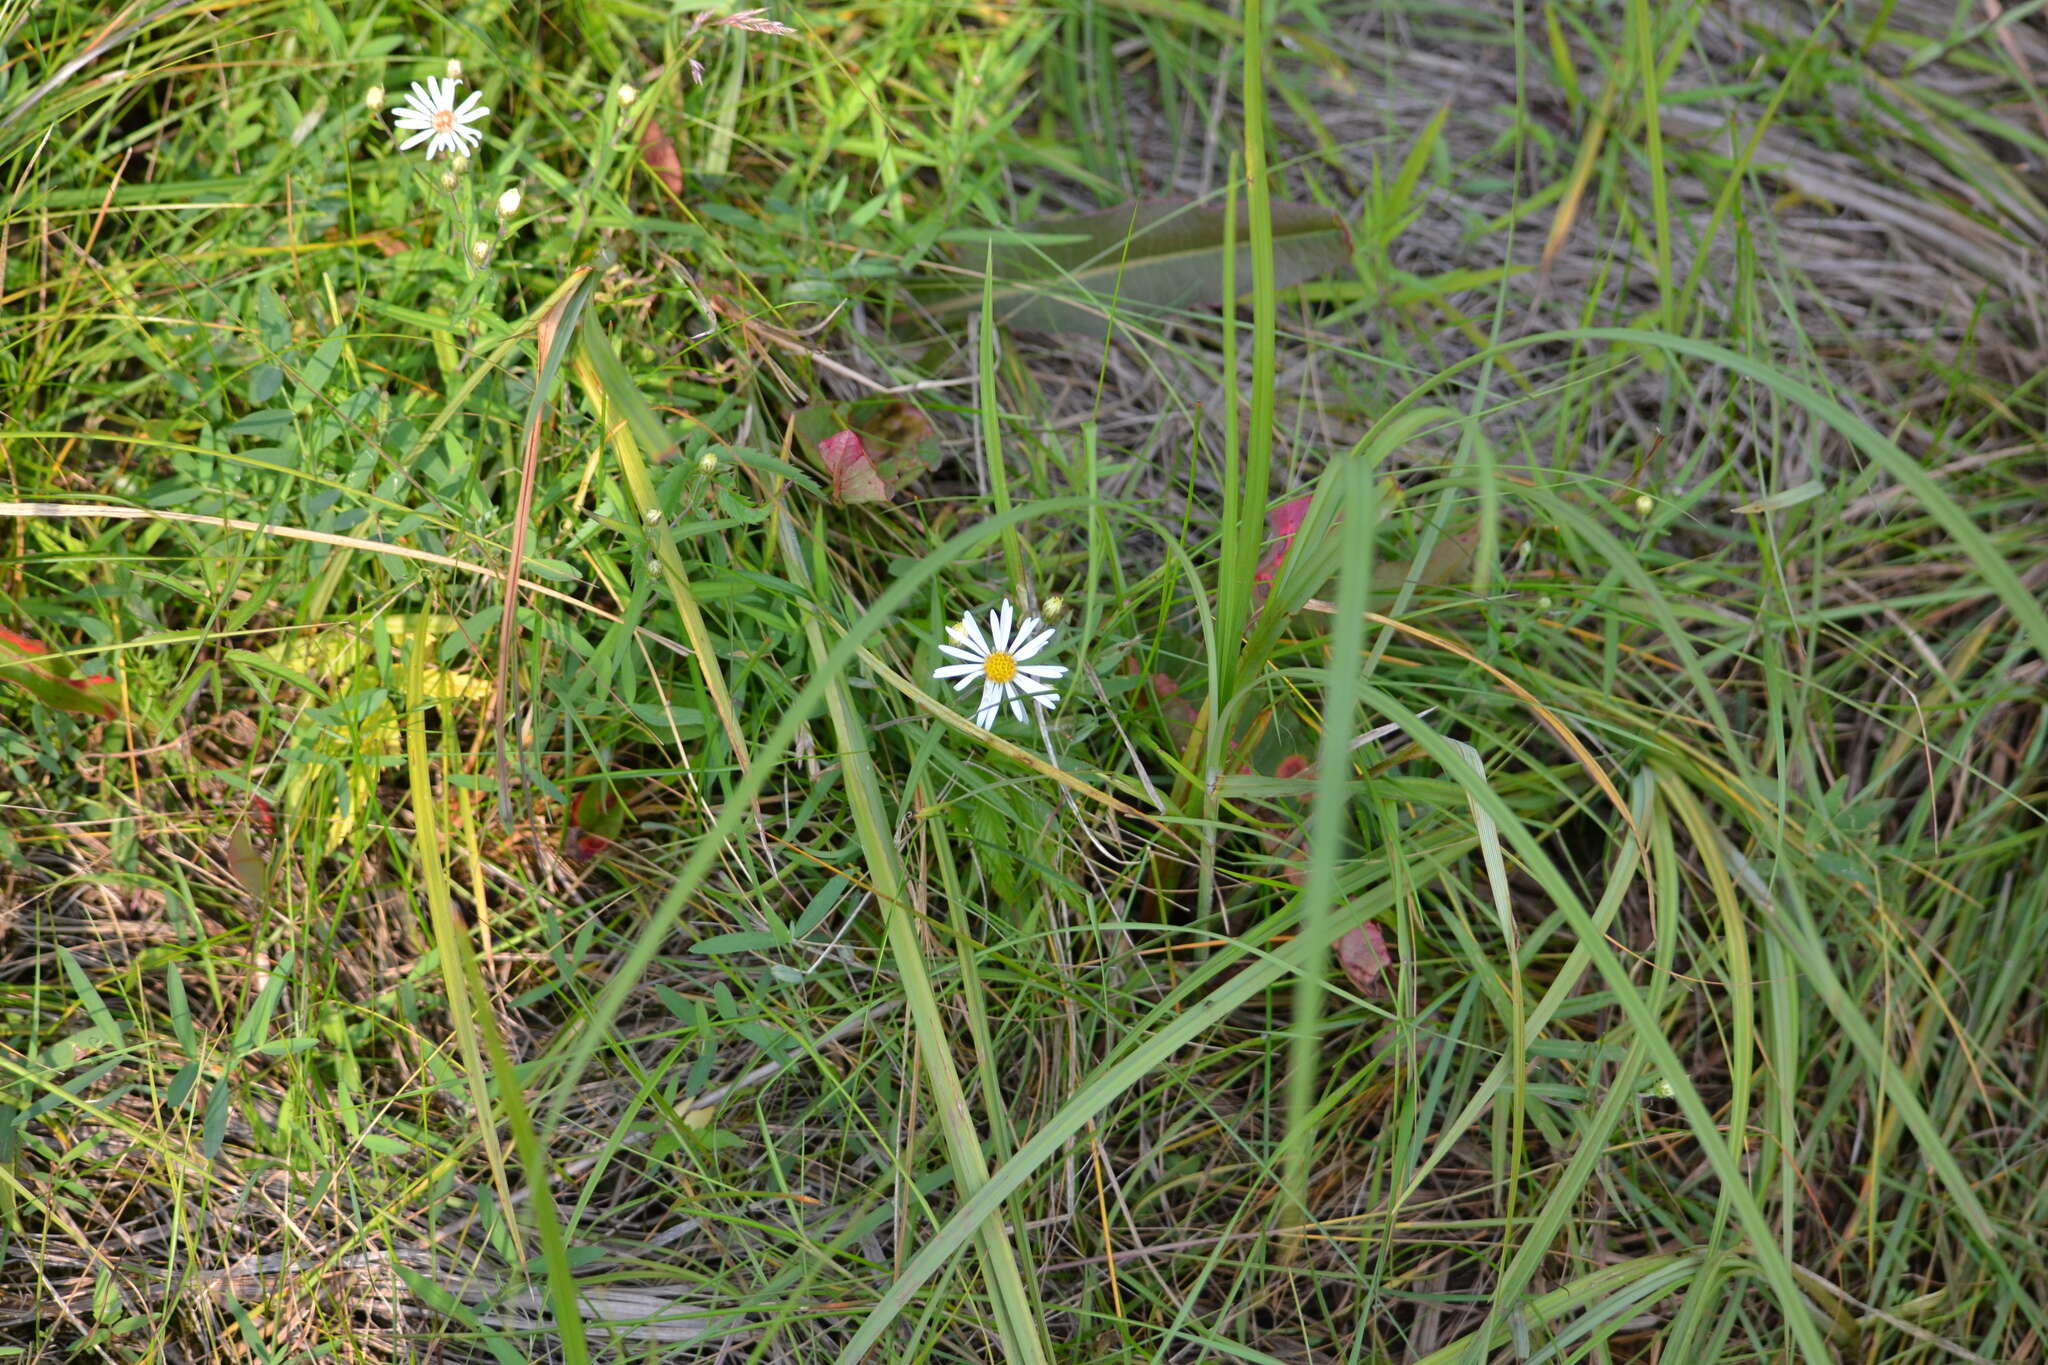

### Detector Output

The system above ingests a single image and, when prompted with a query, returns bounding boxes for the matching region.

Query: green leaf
[1731,479,1826,514]
[691,930,782,956]
[918,197,1354,334]
[224,408,294,439]
[297,326,346,397]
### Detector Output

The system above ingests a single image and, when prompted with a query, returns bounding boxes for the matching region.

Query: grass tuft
[2,1,2046,1360]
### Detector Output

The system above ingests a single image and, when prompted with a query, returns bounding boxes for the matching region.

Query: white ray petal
[974,684,1002,728]
[953,612,989,656]
[1014,626,1054,660]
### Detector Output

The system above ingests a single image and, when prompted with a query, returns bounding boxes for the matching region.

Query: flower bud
[496,185,521,218]
[450,153,469,175]
[439,169,458,192]
[445,58,463,80]
[1633,493,1654,518]
[616,82,638,107]
[1041,594,1067,622]
[470,239,491,266]
[364,84,385,114]
[697,450,718,475]
[643,507,662,523]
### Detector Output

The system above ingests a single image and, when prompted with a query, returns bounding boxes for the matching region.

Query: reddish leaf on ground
[1255,495,1315,582]
[793,399,942,505]
[0,625,121,719]
[818,429,891,505]
[1128,661,1199,750]
[639,120,685,196]
[1335,922,1393,996]
[566,783,633,862]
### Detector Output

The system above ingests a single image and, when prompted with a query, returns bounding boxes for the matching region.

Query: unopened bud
[696,450,718,475]
[449,153,469,176]
[1633,493,1654,518]
[470,239,491,266]
[643,507,662,523]
[616,82,638,107]
[439,169,458,192]
[364,85,385,114]
[496,185,521,218]
[1041,594,1067,622]
[445,58,463,80]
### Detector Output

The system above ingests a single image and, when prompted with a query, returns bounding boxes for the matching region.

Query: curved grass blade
[919,197,1353,337]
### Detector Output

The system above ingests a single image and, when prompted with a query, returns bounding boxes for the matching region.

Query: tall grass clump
[1,1,2044,1361]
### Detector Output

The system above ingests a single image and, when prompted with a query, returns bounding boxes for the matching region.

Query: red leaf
[639,120,684,197]
[1335,922,1393,996]
[1273,753,1311,782]
[0,625,121,719]
[819,428,890,505]
[1255,495,1315,582]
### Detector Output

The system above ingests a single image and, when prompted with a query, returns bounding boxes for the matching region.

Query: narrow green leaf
[919,198,1353,334]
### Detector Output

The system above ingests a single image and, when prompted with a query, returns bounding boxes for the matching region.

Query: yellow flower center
[982,651,1017,684]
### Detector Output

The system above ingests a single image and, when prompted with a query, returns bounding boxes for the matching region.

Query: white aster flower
[933,599,1067,729]
[390,76,488,161]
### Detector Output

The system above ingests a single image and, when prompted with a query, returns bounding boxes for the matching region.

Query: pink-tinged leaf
[1273,753,1312,782]
[1130,662,1199,750]
[639,120,684,197]
[1255,495,1315,582]
[566,781,633,862]
[819,428,890,505]
[793,400,941,504]
[1335,922,1393,996]
[0,625,121,719]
